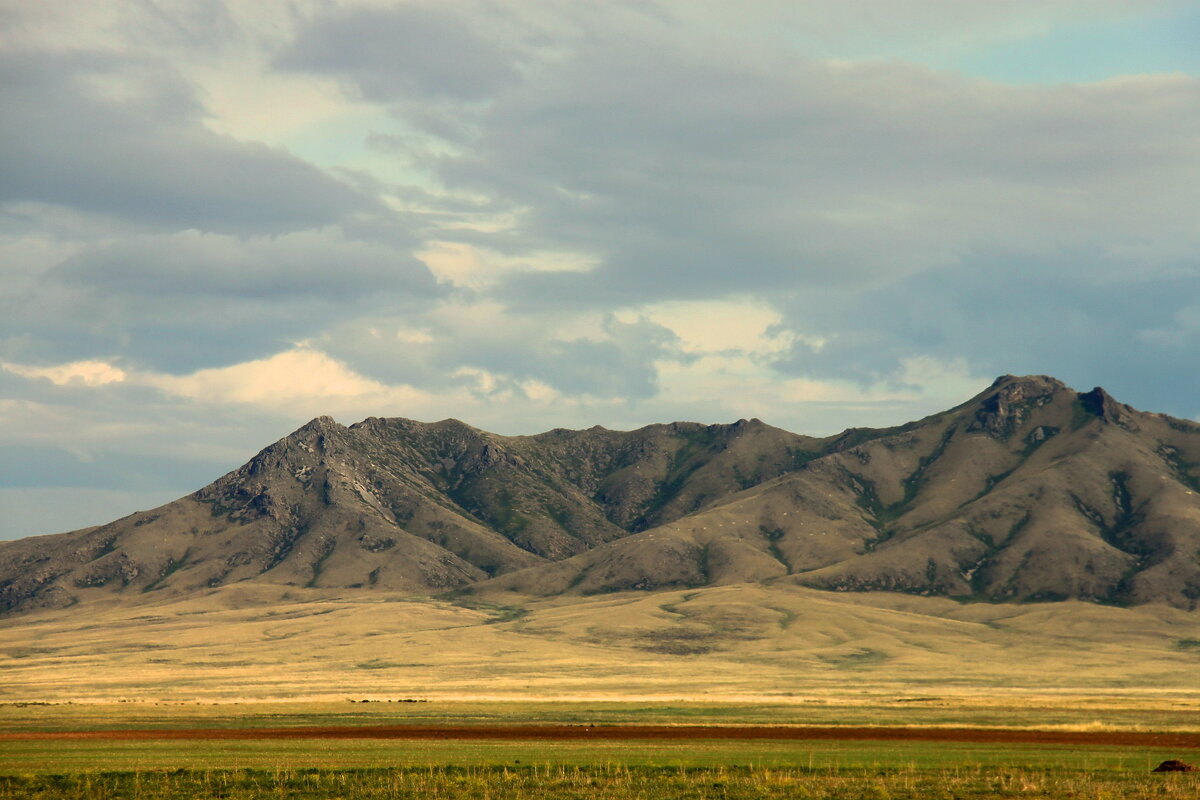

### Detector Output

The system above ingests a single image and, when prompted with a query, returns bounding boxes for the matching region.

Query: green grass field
[4,697,1200,734]
[0,736,1190,772]
[1,736,1197,799]
[1,762,1197,800]
[2,702,1198,798]
[3,713,1198,798]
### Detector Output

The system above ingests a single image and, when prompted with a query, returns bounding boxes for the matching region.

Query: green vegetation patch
[354,660,425,670]
[0,736,1191,774]
[1070,397,1096,431]
[448,598,529,624]
[634,428,725,527]
[760,525,791,573]
[141,549,193,593]
[817,648,891,669]
[1,763,1197,800]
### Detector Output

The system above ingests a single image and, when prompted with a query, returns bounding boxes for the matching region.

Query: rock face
[2,375,1200,613]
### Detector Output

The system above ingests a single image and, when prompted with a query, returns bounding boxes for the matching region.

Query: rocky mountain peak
[987,373,1066,397]
[1077,386,1136,428]
[968,374,1066,438]
[296,415,343,434]
[281,415,348,457]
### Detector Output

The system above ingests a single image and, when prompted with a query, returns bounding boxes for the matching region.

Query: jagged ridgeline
[3,375,1199,613]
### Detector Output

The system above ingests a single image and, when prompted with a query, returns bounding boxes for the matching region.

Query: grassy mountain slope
[2,375,1198,613]
[471,376,1200,608]
[0,415,833,613]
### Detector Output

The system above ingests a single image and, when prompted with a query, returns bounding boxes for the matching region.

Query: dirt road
[4,725,1199,748]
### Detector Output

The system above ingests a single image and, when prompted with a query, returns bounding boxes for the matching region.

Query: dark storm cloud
[275,4,521,102]
[0,51,374,233]
[773,252,1200,418]
[268,0,1200,413]
[51,229,437,300]
[418,44,1200,311]
[2,229,443,372]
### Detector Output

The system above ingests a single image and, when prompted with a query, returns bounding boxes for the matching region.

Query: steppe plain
[3,581,1199,798]
[3,375,1199,797]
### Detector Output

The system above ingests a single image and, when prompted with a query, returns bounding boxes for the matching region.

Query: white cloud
[519,378,560,402]
[416,240,595,290]
[651,352,989,434]
[1,359,127,387]
[894,355,985,399]
[6,348,425,426]
[146,347,428,412]
[450,365,502,395]
[394,327,435,344]
[617,298,801,356]
[0,344,991,443]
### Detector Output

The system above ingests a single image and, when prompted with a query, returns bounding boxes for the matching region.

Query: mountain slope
[0,414,834,613]
[472,376,1200,608]
[803,376,1200,606]
[2,375,1199,614]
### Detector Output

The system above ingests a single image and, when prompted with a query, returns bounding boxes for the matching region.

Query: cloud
[319,302,680,401]
[615,298,798,356]
[4,0,1200,541]
[771,252,1200,418]
[1,359,127,387]
[414,240,596,290]
[147,347,428,413]
[649,352,988,433]
[1,227,442,371]
[276,3,522,102]
[362,25,1200,313]
[3,0,238,54]
[291,5,1197,420]
[0,364,292,539]
[0,50,376,234]
[50,228,434,300]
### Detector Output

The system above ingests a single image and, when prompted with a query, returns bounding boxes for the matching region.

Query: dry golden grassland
[2,582,1198,704]
[2,581,1199,797]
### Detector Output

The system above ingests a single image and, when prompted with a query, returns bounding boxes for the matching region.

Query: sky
[2,0,1200,540]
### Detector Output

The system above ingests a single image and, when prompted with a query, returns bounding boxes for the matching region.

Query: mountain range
[3,375,1199,615]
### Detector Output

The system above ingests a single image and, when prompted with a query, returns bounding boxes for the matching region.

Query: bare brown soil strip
[3,725,1200,748]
